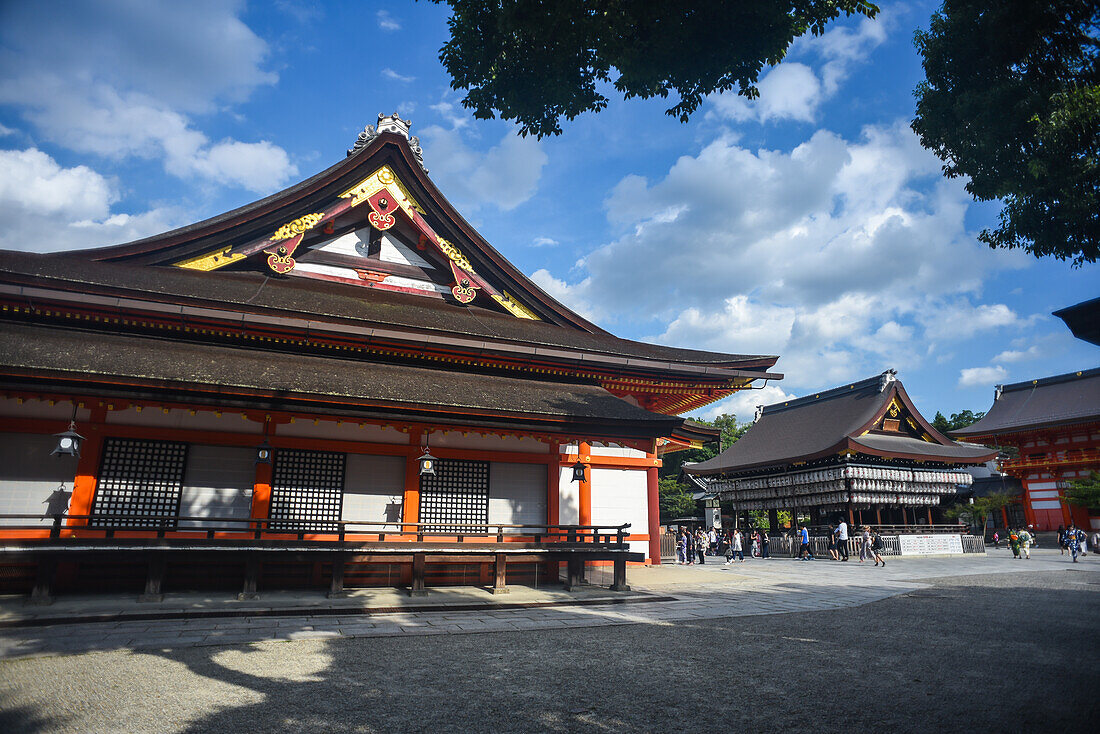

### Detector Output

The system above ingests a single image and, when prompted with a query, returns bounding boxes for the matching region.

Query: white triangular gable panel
[312,227,436,270]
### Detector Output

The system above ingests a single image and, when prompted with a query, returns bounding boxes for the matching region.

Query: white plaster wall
[0,432,78,526]
[489,462,546,530]
[590,468,648,535]
[558,467,579,525]
[589,443,647,459]
[179,445,254,528]
[428,430,549,454]
[343,454,405,528]
[279,420,409,444]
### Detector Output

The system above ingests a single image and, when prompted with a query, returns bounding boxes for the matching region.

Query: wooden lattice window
[269,449,345,533]
[90,438,188,528]
[419,459,489,533]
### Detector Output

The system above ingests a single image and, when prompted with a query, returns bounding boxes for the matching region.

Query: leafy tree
[658,477,698,523]
[429,1,880,137]
[912,0,1100,266]
[1063,471,1100,511]
[931,409,986,434]
[945,492,1017,539]
[659,413,749,478]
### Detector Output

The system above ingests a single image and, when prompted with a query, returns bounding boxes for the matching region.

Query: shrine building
[685,370,996,529]
[952,368,1100,532]
[0,115,779,597]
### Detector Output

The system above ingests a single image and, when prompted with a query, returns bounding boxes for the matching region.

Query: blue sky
[0,0,1096,424]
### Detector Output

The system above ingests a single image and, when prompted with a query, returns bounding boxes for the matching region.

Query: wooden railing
[0,513,632,548]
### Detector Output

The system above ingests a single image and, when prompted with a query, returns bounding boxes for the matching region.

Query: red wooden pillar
[875,506,882,526]
[402,428,422,532]
[249,419,275,523]
[1001,505,1010,529]
[647,463,661,565]
[66,405,107,527]
[577,441,592,527]
[927,508,934,525]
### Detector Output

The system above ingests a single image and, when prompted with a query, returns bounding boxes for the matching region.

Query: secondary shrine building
[0,115,779,593]
[686,371,996,529]
[953,368,1100,532]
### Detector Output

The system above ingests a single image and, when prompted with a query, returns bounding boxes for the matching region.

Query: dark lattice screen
[269,449,345,532]
[419,459,489,533]
[91,438,188,528]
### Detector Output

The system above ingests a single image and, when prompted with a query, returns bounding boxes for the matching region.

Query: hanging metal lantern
[571,460,586,482]
[51,421,84,458]
[419,449,436,476]
[255,439,273,465]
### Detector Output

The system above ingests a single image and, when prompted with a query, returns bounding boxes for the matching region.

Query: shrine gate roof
[953,367,1100,439]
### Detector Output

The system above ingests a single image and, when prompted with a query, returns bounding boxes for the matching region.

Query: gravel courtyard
[1,562,1096,733]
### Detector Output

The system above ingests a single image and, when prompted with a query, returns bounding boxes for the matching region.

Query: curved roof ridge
[760,370,891,416]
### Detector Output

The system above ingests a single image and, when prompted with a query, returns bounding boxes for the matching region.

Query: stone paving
[0,547,1094,660]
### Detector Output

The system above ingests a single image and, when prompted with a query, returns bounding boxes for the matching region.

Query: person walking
[1066,525,1083,563]
[727,528,744,563]
[761,531,770,559]
[826,523,839,561]
[992,531,1000,549]
[1058,525,1067,555]
[677,529,688,565]
[751,530,761,558]
[869,528,886,566]
[835,518,850,561]
[798,524,814,560]
[695,529,706,565]
[1018,526,1033,559]
[1008,528,1021,559]
[859,525,874,563]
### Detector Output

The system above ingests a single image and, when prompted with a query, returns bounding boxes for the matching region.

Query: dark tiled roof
[0,322,681,435]
[851,434,995,461]
[687,372,995,475]
[0,250,775,371]
[1053,297,1100,346]
[953,367,1100,437]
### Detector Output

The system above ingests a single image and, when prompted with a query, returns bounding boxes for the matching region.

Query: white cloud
[993,346,1042,363]
[546,122,1024,394]
[381,68,415,84]
[695,384,798,424]
[0,148,181,252]
[418,127,548,211]
[530,269,601,323]
[958,365,1008,388]
[0,123,15,136]
[531,237,558,247]
[709,11,891,124]
[0,1,296,192]
[376,10,401,31]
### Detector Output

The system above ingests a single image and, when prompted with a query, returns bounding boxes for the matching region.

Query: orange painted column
[401,429,422,531]
[249,421,275,523]
[577,441,592,527]
[646,463,661,565]
[66,406,107,527]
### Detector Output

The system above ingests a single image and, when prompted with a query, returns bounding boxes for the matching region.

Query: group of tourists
[675,527,771,565]
[796,520,887,567]
[991,524,1095,563]
[1058,524,1092,563]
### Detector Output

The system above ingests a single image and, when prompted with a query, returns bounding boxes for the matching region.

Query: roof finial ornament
[348,112,428,171]
[754,404,764,422]
[994,383,1003,401]
[879,368,897,392]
